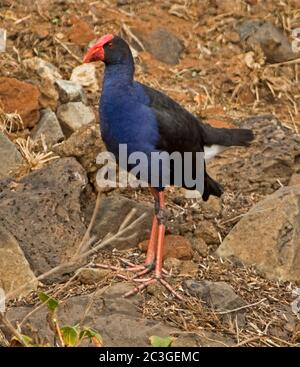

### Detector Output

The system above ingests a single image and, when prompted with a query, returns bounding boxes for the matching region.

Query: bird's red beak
[83,34,114,63]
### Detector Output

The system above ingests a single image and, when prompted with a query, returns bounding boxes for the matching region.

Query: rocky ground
[0,0,300,347]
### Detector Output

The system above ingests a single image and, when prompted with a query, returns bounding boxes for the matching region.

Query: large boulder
[0,158,88,281]
[217,185,300,281]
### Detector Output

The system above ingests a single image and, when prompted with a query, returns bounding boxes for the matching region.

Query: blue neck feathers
[103,58,135,87]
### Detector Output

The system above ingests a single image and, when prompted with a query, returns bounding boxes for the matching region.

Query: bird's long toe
[123,279,157,298]
[124,276,183,300]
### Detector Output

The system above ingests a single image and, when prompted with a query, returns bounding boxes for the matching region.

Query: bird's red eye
[108,43,113,48]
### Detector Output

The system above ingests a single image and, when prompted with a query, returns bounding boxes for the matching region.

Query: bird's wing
[134,82,228,199]
[136,82,254,150]
[136,82,205,153]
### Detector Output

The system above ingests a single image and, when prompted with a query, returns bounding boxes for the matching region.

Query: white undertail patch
[204,144,227,161]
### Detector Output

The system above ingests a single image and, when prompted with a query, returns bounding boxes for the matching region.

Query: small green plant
[10,292,103,347]
[60,326,103,347]
[149,335,176,347]
[38,292,59,311]
[10,334,34,347]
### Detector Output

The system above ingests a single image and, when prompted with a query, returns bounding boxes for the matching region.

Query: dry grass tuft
[0,106,24,133]
[15,136,59,175]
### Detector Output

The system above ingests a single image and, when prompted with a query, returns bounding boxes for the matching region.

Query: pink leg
[155,192,165,278]
[97,188,183,300]
[124,190,183,300]
[144,215,158,267]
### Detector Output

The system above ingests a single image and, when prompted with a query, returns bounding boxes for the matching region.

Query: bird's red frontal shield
[83,34,114,63]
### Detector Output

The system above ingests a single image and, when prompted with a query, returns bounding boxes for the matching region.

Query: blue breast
[99,80,159,161]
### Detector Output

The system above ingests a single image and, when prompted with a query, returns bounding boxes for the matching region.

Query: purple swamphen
[83,34,254,298]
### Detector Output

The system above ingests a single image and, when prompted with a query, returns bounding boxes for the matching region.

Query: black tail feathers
[202,174,224,202]
[200,124,254,202]
[203,125,254,147]
[227,128,254,146]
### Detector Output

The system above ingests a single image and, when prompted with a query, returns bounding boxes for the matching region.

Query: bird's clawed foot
[95,258,166,279]
[123,275,183,300]
[95,259,152,280]
[119,258,154,278]
[95,260,183,300]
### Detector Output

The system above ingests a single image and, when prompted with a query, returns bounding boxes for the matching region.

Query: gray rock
[0,158,88,282]
[92,195,153,250]
[194,220,219,245]
[132,28,184,64]
[238,20,299,63]
[23,57,62,111]
[70,63,98,93]
[77,268,111,284]
[57,102,95,135]
[23,57,62,83]
[52,123,105,185]
[0,225,38,297]
[192,238,208,257]
[31,108,64,147]
[55,79,87,104]
[208,116,300,196]
[3,283,178,347]
[217,185,300,282]
[184,280,247,312]
[0,132,23,177]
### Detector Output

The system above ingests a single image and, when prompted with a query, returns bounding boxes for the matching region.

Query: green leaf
[149,335,175,347]
[60,326,79,347]
[11,334,33,346]
[79,328,103,346]
[38,292,59,312]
